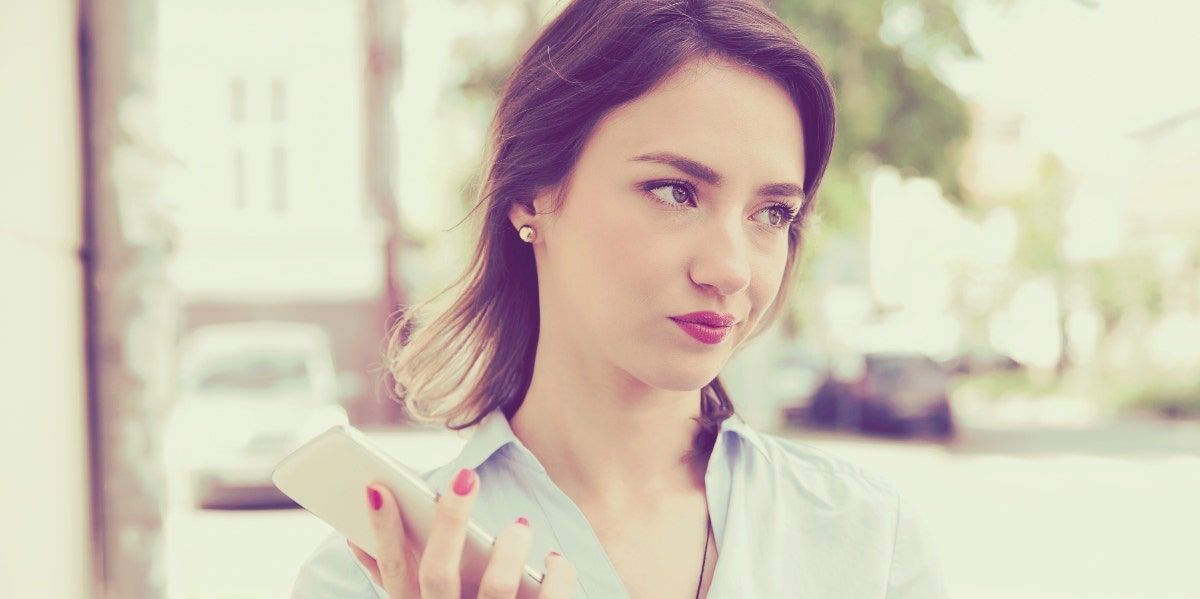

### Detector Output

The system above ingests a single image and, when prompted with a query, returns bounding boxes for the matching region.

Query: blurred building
[1128,107,1200,263]
[956,99,1066,370]
[157,0,396,422]
[959,101,1044,204]
[950,0,1200,385]
[1126,108,1200,376]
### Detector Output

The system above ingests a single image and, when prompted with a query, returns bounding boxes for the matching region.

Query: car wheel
[806,385,841,428]
[927,401,957,440]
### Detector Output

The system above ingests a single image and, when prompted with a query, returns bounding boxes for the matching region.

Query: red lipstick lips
[669,311,736,345]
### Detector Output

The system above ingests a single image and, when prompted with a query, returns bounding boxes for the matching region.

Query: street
[164,423,1200,599]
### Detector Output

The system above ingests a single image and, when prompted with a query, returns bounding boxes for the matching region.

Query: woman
[294,0,945,597]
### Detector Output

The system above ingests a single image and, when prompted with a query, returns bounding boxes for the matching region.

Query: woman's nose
[688,218,751,296]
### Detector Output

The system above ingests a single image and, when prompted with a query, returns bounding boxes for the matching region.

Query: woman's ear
[508,201,536,231]
[508,187,558,231]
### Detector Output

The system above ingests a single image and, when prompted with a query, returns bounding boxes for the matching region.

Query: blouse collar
[451,408,769,476]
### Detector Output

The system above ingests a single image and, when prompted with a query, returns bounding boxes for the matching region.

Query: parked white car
[165,322,349,509]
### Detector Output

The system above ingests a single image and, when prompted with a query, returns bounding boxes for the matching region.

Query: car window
[189,351,312,394]
[866,356,944,393]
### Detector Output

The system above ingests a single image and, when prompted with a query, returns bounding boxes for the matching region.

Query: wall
[0,0,95,597]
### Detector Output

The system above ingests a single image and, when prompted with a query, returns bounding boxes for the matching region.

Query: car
[164,321,350,509]
[784,351,956,440]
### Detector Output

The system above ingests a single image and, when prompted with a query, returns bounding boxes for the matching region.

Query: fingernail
[549,551,561,558]
[452,468,476,496]
[516,517,530,527]
[367,486,382,511]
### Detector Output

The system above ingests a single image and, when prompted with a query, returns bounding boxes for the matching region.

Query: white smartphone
[272,425,544,598]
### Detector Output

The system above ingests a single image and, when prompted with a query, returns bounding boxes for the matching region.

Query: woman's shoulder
[727,422,903,505]
[720,424,948,597]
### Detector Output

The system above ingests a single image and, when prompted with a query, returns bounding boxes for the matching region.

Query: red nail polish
[549,551,561,558]
[452,468,476,496]
[367,487,382,511]
[517,517,530,527]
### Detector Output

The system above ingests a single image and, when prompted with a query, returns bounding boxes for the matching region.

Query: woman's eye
[648,183,694,207]
[753,205,796,228]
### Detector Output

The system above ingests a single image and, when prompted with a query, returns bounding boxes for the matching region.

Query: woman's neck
[509,350,706,508]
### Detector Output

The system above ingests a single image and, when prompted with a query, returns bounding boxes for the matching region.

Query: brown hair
[388,0,836,465]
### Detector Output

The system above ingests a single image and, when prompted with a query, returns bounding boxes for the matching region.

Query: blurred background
[3,0,1199,597]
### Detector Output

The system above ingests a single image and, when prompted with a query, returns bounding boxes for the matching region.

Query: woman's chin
[634,365,726,394]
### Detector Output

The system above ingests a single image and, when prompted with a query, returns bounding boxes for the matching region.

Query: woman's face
[523,58,807,393]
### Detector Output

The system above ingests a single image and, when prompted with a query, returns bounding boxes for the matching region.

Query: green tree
[768,0,974,335]
[771,0,974,232]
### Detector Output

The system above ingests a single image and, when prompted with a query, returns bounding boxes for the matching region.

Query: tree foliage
[771,0,974,231]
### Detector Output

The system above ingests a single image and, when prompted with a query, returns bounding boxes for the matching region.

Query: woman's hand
[347,468,576,598]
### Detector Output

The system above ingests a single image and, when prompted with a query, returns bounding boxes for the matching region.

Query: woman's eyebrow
[759,182,807,203]
[631,152,723,185]
[631,151,806,203]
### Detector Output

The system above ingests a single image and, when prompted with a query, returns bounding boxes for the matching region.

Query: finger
[347,539,383,587]
[366,483,419,598]
[419,468,479,598]
[538,552,577,599]
[476,517,535,599]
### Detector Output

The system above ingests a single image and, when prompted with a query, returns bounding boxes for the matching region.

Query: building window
[270,78,286,122]
[233,147,246,209]
[230,78,246,123]
[272,146,287,213]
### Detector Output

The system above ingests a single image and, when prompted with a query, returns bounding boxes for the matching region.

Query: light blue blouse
[292,410,946,598]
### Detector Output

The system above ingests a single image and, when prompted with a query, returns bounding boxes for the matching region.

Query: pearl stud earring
[518,225,536,243]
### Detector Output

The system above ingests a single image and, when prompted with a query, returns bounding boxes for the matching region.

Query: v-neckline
[527,439,738,598]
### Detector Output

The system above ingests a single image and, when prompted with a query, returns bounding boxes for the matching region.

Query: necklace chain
[695,514,712,599]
